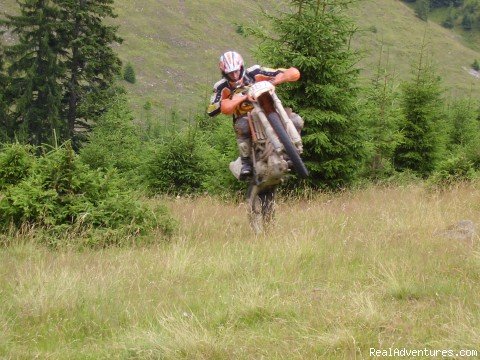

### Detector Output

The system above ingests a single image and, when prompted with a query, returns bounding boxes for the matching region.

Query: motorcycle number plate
[249,81,274,99]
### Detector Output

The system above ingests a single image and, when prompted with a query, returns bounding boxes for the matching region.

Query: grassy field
[1,183,479,359]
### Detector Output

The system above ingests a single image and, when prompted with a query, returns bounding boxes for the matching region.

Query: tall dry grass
[1,184,479,359]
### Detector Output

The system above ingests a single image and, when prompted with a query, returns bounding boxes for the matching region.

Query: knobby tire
[247,183,276,234]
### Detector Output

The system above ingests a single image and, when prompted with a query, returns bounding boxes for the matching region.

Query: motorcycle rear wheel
[247,184,276,234]
[267,112,309,178]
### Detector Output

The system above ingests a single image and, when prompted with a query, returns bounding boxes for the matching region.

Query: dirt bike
[229,77,309,234]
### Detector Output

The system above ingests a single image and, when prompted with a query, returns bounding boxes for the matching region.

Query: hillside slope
[2,0,480,116]
[350,0,480,98]
[111,0,283,115]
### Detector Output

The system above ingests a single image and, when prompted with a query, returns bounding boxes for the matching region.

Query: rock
[436,220,476,245]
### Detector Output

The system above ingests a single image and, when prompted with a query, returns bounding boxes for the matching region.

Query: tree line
[2,0,480,190]
[406,0,480,30]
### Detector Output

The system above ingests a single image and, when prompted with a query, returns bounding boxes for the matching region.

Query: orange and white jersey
[207,65,286,118]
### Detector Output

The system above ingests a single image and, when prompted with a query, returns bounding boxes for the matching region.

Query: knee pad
[237,140,252,158]
[234,116,251,140]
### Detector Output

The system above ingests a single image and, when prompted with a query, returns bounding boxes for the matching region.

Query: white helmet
[219,51,245,80]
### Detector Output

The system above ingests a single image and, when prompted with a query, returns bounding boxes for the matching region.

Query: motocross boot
[240,157,253,180]
[238,140,253,180]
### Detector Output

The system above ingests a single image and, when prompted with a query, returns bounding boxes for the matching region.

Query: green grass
[1,183,480,358]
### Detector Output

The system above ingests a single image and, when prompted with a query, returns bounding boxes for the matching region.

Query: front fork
[249,103,283,153]
[248,94,303,154]
[270,92,303,153]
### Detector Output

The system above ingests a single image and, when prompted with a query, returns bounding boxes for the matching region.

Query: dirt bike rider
[207,50,304,180]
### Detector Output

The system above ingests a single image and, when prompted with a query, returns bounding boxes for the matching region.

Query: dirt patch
[464,66,480,80]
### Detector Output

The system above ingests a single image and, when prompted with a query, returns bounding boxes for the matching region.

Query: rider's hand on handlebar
[221,93,248,115]
[272,67,301,85]
[270,74,282,86]
[232,93,248,102]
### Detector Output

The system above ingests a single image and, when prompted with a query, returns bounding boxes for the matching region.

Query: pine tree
[472,59,480,71]
[359,48,404,179]
[446,98,480,166]
[0,42,10,142]
[123,62,136,84]
[415,0,430,21]
[394,45,445,176]
[0,0,64,145]
[252,0,365,189]
[53,0,123,146]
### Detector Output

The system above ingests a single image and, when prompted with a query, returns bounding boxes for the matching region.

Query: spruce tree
[53,0,123,145]
[1,0,64,145]
[253,0,365,189]
[472,59,480,71]
[359,48,403,179]
[446,98,480,166]
[442,5,456,28]
[1,0,122,146]
[461,13,471,29]
[0,42,10,141]
[79,95,142,178]
[394,46,445,176]
[415,0,430,21]
[123,62,136,84]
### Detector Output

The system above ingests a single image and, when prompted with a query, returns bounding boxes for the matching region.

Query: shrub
[143,129,214,195]
[472,59,480,71]
[123,62,136,84]
[428,154,476,188]
[0,143,176,247]
[0,143,35,190]
[389,170,421,186]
